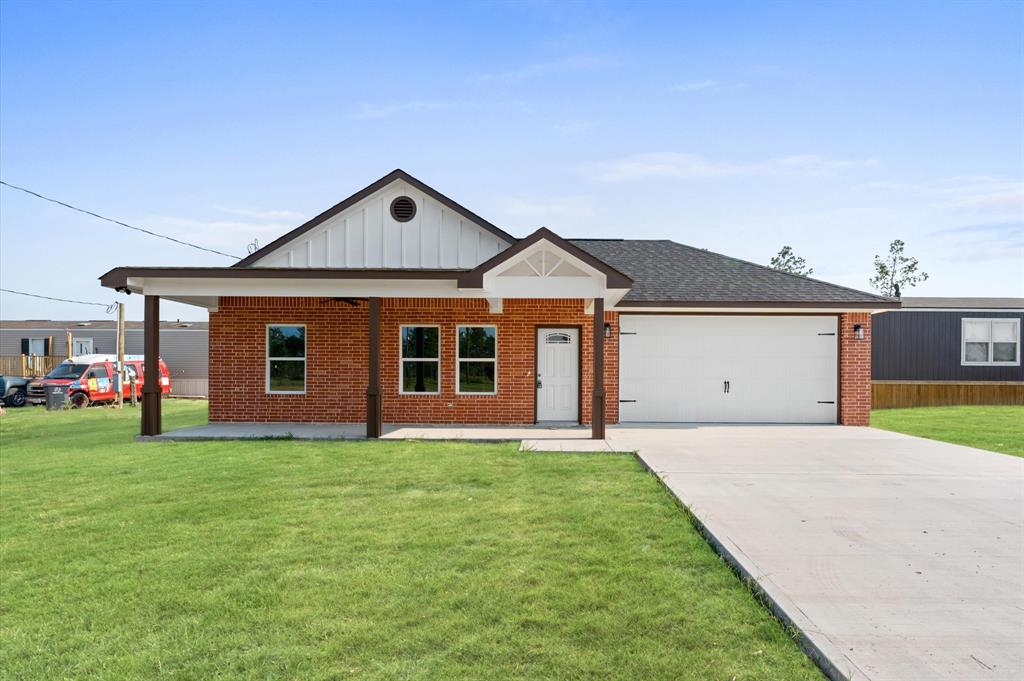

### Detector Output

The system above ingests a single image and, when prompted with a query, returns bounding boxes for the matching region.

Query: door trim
[533,324,582,424]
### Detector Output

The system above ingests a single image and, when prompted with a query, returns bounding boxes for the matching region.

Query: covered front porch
[100,228,632,441]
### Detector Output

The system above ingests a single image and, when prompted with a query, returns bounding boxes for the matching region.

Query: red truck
[27,354,171,408]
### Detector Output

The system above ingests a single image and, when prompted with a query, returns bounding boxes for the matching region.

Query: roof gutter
[613,299,901,311]
[99,267,466,291]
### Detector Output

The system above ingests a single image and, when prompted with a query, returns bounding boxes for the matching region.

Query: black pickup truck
[0,376,29,407]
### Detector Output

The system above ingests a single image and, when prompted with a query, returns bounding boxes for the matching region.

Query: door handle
[723,380,730,394]
[536,377,543,389]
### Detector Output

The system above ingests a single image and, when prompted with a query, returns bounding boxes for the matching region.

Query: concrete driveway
[608,425,1024,681]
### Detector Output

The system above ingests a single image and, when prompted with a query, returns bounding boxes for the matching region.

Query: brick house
[100,170,898,437]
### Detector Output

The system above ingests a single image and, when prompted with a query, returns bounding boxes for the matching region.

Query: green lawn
[871,405,1024,457]
[0,401,821,680]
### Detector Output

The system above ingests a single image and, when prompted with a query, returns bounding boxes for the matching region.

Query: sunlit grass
[0,401,821,680]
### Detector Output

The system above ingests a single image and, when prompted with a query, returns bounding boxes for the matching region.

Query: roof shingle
[571,239,894,306]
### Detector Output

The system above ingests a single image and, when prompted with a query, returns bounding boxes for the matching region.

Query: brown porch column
[141,295,162,436]
[592,297,605,439]
[366,297,382,438]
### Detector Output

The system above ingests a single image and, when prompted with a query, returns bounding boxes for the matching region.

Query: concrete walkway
[608,425,1024,681]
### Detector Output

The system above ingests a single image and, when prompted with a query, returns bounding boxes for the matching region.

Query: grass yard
[871,405,1024,457]
[0,401,822,680]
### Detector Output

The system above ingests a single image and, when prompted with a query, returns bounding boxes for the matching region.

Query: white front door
[536,328,579,422]
[619,315,838,423]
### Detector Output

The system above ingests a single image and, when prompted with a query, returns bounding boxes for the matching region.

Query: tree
[770,246,813,276]
[869,239,928,297]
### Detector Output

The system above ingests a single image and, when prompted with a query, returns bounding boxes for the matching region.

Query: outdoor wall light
[853,323,864,340]
[604,323,612,338]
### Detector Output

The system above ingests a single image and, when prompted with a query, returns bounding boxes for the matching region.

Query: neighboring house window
[400,326,439,394]
[962,318,1020,366]
[73,338,94,355]
[457,326,497,394]
[21,338,47,355]
[267,325,306,393]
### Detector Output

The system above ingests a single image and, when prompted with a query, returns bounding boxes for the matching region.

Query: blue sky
[1,0,1021,321]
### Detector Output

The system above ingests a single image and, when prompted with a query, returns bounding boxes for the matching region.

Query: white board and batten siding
[252,180,508,269]
[619,316,838,424]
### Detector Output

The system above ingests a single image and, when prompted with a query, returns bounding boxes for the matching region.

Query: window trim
[399,324,441,395]
[266,324,307,395]
[960,318,1020,367]
[456,324,498,395]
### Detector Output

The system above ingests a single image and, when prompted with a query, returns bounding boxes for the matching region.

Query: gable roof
[899,297,1024,309]
[571,239,898,307]
[457,227,633,289]
[233,169,517,268]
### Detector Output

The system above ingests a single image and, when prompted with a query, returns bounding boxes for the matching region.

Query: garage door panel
[619,315,838,424]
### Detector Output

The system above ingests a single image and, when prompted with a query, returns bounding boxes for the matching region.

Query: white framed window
[400,325,440,394]
[23,338,46,355]
[961,318,1020,366]
[457,325,497,394]
[266,324,306,393]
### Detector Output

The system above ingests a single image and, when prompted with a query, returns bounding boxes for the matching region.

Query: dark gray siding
[872,310,1024,381]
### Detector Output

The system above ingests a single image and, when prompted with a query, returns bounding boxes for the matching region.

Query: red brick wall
[208,297,369,423]
[209,297,619,424]
[839,312,872,426]
[209,298,873,427]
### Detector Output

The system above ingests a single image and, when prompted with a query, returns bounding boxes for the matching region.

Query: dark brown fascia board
[613,299,902,309]
[99,267,465,290]
[232,169,517,268]
[457,226,634,289]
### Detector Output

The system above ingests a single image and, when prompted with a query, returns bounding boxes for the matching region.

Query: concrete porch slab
[381,423,591,441]
[148,422,366,441]
[147,422,597,443]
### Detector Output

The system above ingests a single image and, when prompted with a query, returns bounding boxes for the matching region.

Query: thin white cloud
[351,99,469,120]
[671,79,743,93]
[470,54,616,84]
[932,221,1024,263]
[213,205,305,221]
[583,152,878,183]
[850,175,1024,220]
[553,118,598,135]
[499,195,596,219]
[141,215,293,250]
[947,188,1024,215]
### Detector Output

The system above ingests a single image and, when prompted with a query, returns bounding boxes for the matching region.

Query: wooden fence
[872,381,1024,409]
[0,355,68,378]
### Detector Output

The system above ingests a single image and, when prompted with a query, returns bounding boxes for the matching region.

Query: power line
[1,287,117,313]
[0,180,241,259]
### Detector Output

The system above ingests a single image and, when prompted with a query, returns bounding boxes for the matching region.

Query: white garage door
[619,315,838,423]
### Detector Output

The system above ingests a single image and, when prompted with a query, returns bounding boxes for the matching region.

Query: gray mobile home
[0,319,209,396]
[871,298,1023,408]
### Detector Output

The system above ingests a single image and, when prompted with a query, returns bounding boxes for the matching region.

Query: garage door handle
[723,380,730,393]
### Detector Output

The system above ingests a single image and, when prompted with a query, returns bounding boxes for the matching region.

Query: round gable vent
[390,196,417,222]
